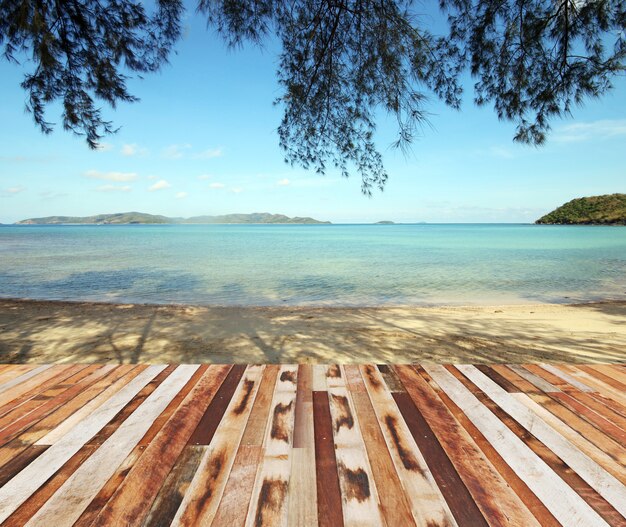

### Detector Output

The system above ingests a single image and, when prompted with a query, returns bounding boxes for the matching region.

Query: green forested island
[15,212,330,225]
[536,194,626,225]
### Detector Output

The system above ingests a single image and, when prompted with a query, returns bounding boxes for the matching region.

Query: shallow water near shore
[1,223,625,306]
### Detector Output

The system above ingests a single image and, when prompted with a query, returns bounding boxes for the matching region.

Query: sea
[1,224,625,306]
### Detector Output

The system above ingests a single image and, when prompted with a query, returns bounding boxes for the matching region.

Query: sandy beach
[0,298,624,364]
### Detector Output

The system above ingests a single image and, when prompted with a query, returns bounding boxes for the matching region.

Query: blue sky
[0,6,625,224]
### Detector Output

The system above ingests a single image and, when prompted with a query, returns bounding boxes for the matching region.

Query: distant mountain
[536,194,626,225]
[15,212,330,225]
[375,221,395,224]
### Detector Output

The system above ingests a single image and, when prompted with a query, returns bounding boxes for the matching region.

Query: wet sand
[0,298,625,364]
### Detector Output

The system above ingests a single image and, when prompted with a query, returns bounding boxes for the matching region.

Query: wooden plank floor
[0,363,624,526]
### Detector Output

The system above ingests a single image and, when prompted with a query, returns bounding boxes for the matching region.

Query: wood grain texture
[0,362,623,527]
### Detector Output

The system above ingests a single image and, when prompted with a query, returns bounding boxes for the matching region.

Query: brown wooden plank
[88,364,231,526]
[415,366,560,526]
[174,365,265,526]
[241,364,279,446]
[313,390,344,527]
[2,444,100,527]
[567,390,626,431]
[187,363,241,445]
[475,364,520,393]
[527,392,626,474]
[0,365,104,447]
[211,445,264,527]
[451,366,625,525]
[0,365,87,426]
[0,445,49,487]
[142,446,205,527]
[376,364,406,393]
[393,390,489,526]
[395,365,540,527]
[581,365,626,392]
[490,364,540,393]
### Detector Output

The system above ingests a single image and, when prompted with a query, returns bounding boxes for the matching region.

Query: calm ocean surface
[1,224,625,306]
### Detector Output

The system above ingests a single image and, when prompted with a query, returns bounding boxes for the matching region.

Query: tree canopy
[1,0,624,193]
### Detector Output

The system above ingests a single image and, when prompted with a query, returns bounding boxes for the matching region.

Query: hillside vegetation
[536,194,626,225]
[15,212,330,225]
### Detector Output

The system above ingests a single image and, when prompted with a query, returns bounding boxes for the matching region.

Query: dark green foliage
[15,212,330,224]
[2,1,625,191]
[536,194,626,224]
[0,0,183,147]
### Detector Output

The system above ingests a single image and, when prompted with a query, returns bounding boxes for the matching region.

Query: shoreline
[1,298,625,364]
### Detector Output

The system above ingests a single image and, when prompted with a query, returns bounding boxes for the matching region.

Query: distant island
[15,212,331,225]
[375,221,395,224]
[536,194,626,225]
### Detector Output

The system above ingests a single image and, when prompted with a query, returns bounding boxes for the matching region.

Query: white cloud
[95,185,131,192]
[84,170,138,182]
[149,179,172,191]
[194,147,223,159]
[231,187,243,194]
[147,175,159,180]
[162,144,192,159]
[553,119,626,143]
[209,182,225,189]
[121,143,148,157]
[197,174,212,180]
[175,191,188,199]
[277,178,291,186]
[95,142,114,152]
[1,185,26,196]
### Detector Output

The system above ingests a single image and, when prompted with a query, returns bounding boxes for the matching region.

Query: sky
[0,5,625,224]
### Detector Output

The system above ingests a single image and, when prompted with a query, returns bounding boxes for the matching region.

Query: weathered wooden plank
[475,364,521,393]
[394,365,540,527]
[287,364,318,526]
[0,365,38,388]
[24,365,199,527]
[241,364,279,446]
[0,365,86,424]
[457,364,626,519]
[142,446,205,527]
[416,366,559,526]
[245,364,298,527]
[34,364,141,446]
[452,369,624,526]
[0,365,54,401]
[559,365,626,407]
[551,391,626,447]
[2,444,100,527]
[515,392,626,486]
[426,364,609,526]
[539,363,595,392]
[0,445,49,488]
[490,364,540,393]
[524,363,580,392]
[359,364,458,527]
[89,365,232,526]
[0,365,111,447]
[313,390,344,527]
[581,365,626,392]
[212,445,264,527]
[172,365,265,526]
[187,364,241,445]
[0,364,166,524]
[566,390,626,433]
[508,364,561,393]
[328,366,383,527]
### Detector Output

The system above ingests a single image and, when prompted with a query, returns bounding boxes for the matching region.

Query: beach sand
[0,298,624,364]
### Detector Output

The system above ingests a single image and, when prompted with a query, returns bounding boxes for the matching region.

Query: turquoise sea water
[1,224,625,306]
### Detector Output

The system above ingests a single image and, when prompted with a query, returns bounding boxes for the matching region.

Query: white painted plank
[457,364,626,518]
[0,364,166,523]
[25,365,198,527]
[425,365,608,527]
